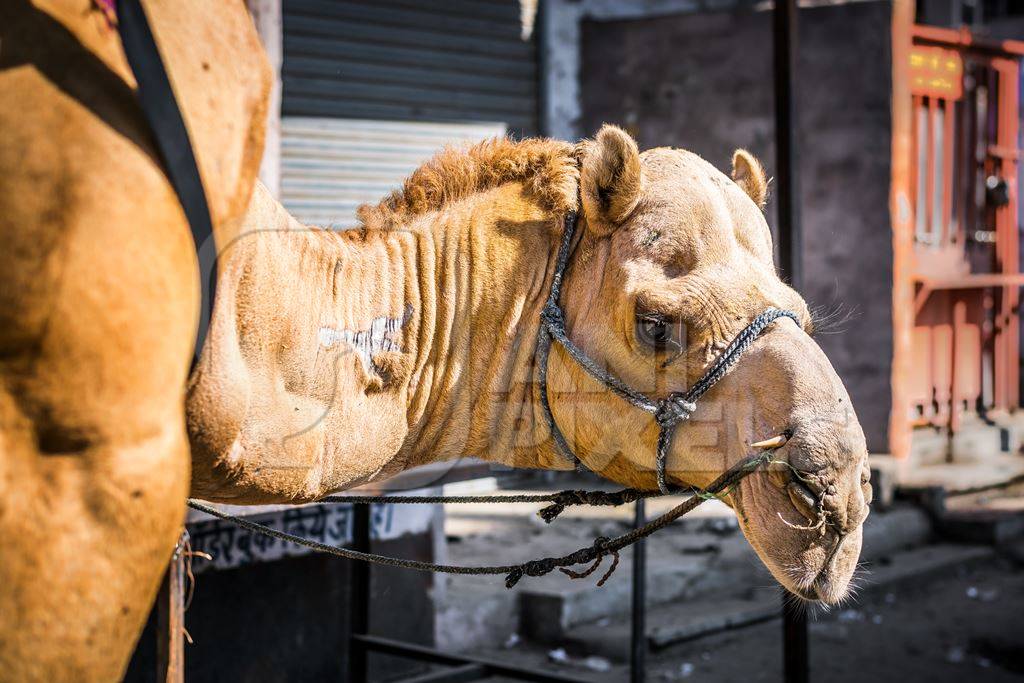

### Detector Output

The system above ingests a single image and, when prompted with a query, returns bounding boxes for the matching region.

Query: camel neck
[397,184,572,473]
[188,180,577,503]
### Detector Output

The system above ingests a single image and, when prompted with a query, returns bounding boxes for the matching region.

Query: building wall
[579,1,896,452]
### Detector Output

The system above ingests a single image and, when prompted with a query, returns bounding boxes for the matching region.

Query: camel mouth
[789,532,852,603]
[731,469,863,606]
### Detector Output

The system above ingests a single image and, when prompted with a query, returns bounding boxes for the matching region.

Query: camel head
[551,126,871,604]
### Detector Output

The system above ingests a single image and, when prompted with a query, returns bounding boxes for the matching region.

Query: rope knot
[540,302,565,330]
[538,489,644,523]
[505,556,559,588]
[558,536,620,586]
[655,393,696,428]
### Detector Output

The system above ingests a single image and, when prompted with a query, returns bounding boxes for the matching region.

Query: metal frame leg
[630,499,646,683]
[348,503,372,683]
[772,0,810,680]
[782,596,809,683]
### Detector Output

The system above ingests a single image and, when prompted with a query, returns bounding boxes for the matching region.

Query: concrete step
[515,504,929,644]
[556,542,993,662]
[854,542,993,594]
[515,530,768,643]
[936,478,1024,545]
[937,509,1024,545]
[560,593,779,661]
[438,499,931,654]
[897,455,1024,493]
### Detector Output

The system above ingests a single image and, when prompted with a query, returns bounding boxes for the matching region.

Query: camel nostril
[863,481,874,505]
[786,480,818,522]
[792,468,826,497]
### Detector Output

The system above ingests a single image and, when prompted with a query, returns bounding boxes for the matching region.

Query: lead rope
[320,487,675,525]
[186,451,769,589]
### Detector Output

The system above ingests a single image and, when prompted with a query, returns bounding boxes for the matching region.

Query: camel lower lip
[792,585,819,601]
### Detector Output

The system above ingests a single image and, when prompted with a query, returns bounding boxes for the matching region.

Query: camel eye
[635,313,684,352]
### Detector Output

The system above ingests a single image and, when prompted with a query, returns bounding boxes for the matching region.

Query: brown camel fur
[0,1,269,680]
[189,130,871,606]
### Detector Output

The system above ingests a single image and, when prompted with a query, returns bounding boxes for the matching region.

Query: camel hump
[10,0,271,230]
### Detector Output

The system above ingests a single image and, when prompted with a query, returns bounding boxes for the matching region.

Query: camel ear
[731,149,768,209]
[580,125,642,235]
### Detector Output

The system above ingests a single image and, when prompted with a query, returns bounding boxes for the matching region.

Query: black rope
[186,451,769,589]
[319,486,679,524]
[651,307,799,493]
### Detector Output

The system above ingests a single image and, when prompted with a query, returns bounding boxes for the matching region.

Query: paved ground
[472,548,1024,682]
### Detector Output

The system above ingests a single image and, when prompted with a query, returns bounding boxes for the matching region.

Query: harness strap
[537,211,799,492]
[116,0,216,362]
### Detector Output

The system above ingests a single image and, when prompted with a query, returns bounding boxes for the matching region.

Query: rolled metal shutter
[280,0,538,226]
[281,118,505,227]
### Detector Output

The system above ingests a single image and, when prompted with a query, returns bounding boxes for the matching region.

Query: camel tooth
[751,434,788,450]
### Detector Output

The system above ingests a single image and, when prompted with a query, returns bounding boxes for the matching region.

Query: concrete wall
[579,1,895,452]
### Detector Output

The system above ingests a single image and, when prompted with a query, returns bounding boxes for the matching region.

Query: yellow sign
[910,46,963,100]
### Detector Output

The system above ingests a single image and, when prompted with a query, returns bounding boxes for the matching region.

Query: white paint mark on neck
[319,304,414,371]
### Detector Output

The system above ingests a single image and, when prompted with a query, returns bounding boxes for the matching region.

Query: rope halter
[536,210,800,493]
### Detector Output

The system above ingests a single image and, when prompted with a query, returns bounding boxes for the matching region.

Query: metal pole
[782,597,809,683]
[772,0,809,681]
[348,503,372,683]
[773,0,803,291]
[630,499,647,683]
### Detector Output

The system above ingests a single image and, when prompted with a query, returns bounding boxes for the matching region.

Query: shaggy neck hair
[356,137,581,231]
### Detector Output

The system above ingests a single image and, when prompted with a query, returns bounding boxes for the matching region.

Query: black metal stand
[773,0,803,289]
[346,503,585,683]
[630,499,647,683]
[782,597,809,683]
[348,503,371,683]
[773,0,810,681]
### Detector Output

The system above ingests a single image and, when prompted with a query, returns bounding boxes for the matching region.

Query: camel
[189,128,872,607]
[0,1,269,680]
[1,1,871,680]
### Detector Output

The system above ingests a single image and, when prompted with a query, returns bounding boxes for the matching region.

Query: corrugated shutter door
[281,118,505,227]
[280,0,535,227]
[281,0,538,135]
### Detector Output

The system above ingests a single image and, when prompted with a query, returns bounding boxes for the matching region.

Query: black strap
[116,0,216,362]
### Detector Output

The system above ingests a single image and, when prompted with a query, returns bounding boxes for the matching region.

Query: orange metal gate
[904,25,1024,452]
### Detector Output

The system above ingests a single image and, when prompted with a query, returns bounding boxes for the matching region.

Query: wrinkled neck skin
[188,183,571,503]
[397,188,574,474]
